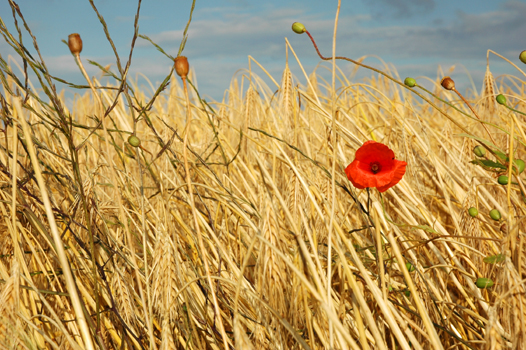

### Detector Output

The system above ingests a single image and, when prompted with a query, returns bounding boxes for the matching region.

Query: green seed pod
[404,77,416,87]
[473,145,486,157]
[406,262,415,272]
[520,50,526,64]
[468,207,478,217]
[489,209,501,221]
[496,94,506,105]
[128,135,141,147]
[404,290,411,297]
[483,254,505,264]
[498,175,509,185]
[292,22,306,34]
[475,277,494,289]
[514,159,525,174]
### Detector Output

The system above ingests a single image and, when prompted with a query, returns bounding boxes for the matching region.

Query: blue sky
[1,0,525,102]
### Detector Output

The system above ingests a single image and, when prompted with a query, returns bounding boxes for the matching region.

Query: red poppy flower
[345,141,407,193]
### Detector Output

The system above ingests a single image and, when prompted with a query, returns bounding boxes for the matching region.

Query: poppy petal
[345,161,366,189]
[345,160,393,189]
[376,160,407,192]
[355,141,395,169]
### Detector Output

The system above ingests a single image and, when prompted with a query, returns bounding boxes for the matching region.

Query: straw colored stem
[327,3,341,347]
[452,87,497,145]
[376,202,444,350]
[14,97,95,350]
[74,52,155,349]
[180,74,230,349]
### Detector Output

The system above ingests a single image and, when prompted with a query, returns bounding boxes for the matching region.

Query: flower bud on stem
[440,77,455,90]
[67,32,125,350]
[174,56,189,79]
[174,55,229,348]
[69,33,108,152]
[440,76,497,145]
[69,34,103,115]
[300,26,475,141]
[68,33,83,56]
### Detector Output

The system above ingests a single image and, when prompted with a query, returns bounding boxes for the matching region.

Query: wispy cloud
[371,1,526,59]
[70,1,526,99]
[139,2,524,62]
[363,0,435,19]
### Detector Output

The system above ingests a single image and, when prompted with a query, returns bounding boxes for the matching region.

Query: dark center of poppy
[370,162,381,174]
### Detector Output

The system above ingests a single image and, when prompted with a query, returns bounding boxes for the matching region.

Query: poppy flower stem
[367,187,371,213]
[303,29,476,138]
[453,88,497,145]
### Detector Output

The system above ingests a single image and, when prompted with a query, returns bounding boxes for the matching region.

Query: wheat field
[2,2,526,350]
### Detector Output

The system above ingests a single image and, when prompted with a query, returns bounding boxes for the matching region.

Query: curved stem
[304,30,470,136]
[75,52,155,349]
[451,87,497,145]
[181,75,230,349]
[15,97,95,350]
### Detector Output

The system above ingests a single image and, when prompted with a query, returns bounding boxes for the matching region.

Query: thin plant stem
[181,73,230,350]
[327,1,341,348]
[303,29,474,136]
[74,51,156,349]
[177,0,197,56]
[488,49,526,80]
[450,86,497,145]
[507,116,515,259]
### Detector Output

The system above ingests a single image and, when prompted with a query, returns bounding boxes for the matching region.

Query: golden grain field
[1,3,526,350]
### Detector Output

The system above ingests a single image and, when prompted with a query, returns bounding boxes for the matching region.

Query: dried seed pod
[292,22,306,34]
[500,223,507,233]
[440,76,455,90]
[174,56,189,78]
[68,33,83,55]
[404,77,416,87]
